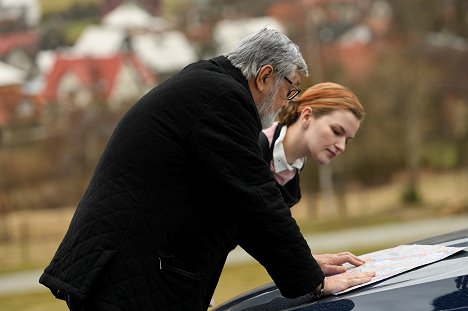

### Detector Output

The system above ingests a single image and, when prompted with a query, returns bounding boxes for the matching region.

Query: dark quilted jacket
[39,56,324,311]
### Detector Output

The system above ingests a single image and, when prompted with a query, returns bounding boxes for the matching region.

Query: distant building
[0,31,39,76]
[212,16,285,55]
[0,61,25,126]
[73,25,128,57]
[73,24,197,79]
[267,0,392,83]
[102,1,169,32]
[41,53,156,111]
[0,0,41,29]
[101,0,160,17]
[131,30,197,77]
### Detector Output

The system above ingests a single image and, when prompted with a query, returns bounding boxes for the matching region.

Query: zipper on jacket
[156,253,174,270]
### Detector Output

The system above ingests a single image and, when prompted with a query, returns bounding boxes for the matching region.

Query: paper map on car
[335,244,465,294]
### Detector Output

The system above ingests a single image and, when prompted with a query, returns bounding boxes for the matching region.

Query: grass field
[40,0,100,15]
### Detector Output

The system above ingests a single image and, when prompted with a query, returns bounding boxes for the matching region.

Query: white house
[73,25,127,57]
[0,0,40,27]
[102,1,169,32]
[72,24,197,76]
[0,61,25,86]
[132,31,197,75]
[213,17,286,55]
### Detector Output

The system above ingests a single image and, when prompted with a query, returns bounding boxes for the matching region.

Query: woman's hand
[314,252,365,275]
[322,270,376,295]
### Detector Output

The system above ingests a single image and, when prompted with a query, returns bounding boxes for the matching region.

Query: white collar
[272,125,305,173]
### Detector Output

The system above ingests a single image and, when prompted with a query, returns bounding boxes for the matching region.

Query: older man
[40,28,373,311]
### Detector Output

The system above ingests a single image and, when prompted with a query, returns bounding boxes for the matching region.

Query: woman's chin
[317,158,331,166]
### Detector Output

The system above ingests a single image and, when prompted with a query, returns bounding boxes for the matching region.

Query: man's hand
[314,252,365,275]
[323,270,376,295]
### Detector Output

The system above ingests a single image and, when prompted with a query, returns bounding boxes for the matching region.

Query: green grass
[0,291,68,311]
[296,204,439,234]
[40,0,101,15]
[213,262,272,306]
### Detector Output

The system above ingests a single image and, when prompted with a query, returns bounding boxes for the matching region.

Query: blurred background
[0,0,467,310]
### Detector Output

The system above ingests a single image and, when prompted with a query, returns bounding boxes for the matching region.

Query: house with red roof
[41,53,156,112]
[0,31,39,75]
[73,24,197,80]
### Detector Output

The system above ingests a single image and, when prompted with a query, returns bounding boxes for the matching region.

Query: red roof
[0,31,39,56]
[42,53,156,102]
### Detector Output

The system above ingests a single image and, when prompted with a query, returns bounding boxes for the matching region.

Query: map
[335,244,465,294]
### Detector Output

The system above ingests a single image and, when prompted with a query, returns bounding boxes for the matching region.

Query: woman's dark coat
[259,123,302,208]
[39,56,324,310]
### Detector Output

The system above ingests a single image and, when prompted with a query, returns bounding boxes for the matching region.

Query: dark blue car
[213,229,468,311]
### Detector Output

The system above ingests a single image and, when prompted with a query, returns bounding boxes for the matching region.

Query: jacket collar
[210,55,262,131]
[210,56,248,88]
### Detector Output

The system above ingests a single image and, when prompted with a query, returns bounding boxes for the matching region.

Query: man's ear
[255,64,274,93]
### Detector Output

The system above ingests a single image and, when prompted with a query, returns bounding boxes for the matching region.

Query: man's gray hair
[226,28,308,86]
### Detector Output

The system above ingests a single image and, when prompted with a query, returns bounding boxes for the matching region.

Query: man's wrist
[312,279,325,298]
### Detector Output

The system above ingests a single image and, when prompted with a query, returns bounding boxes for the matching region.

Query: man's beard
[257,87,278,129]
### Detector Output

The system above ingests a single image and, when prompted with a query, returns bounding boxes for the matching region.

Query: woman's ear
[255,64,274,93]
[301,107,313,128]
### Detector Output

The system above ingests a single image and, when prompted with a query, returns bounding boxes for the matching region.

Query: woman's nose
[335,138,346,153]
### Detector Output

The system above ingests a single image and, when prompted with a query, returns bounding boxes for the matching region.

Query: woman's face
[304,109,361,165]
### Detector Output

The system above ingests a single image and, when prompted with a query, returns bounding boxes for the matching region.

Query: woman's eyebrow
[336,124,355,142]
[334,124,345,134]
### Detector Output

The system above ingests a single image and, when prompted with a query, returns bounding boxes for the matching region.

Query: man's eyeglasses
[284,77,301,100]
